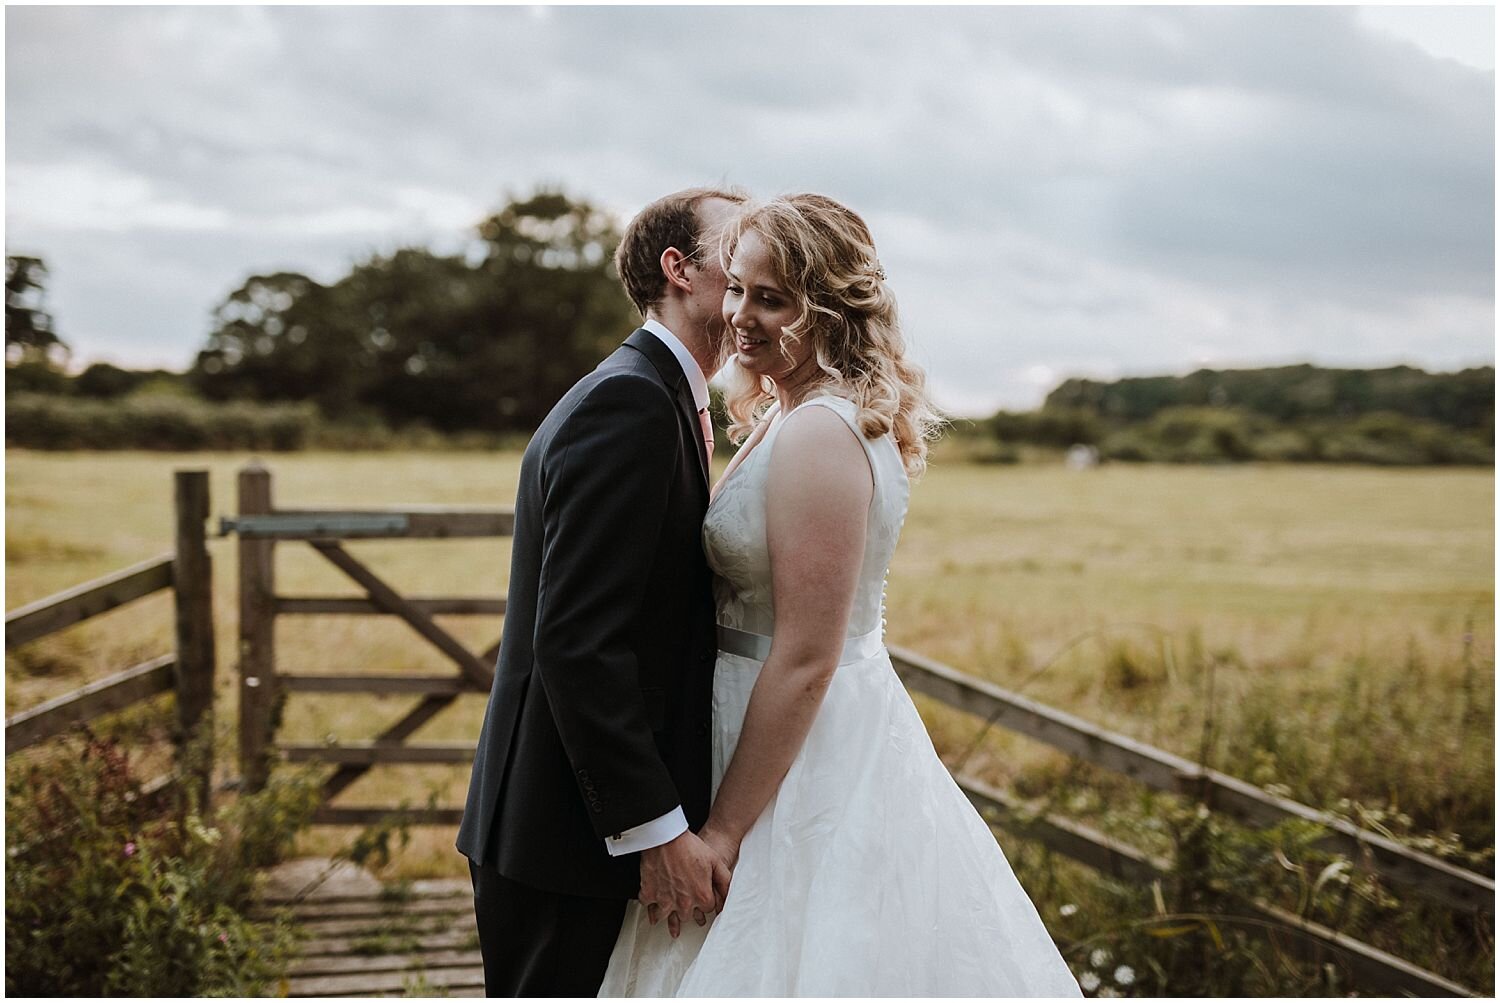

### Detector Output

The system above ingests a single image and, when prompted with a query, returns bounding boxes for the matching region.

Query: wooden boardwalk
[259,860,484,998]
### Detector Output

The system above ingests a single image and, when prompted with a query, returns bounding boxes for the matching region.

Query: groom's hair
[616,186,747,316]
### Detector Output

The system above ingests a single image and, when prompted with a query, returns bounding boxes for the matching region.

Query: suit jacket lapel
[623,328,710,486]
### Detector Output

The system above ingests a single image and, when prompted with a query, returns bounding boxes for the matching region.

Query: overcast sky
[6,5,1494,415]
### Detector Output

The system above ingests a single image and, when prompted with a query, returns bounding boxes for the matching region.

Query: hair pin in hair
[868,260,886,281]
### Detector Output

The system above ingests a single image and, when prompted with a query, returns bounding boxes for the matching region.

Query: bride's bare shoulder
[768,403,872,503]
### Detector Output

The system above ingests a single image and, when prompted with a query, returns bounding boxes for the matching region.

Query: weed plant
[4,727,322,995]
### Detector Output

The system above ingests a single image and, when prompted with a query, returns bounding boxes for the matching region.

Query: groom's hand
[639,830,726,938]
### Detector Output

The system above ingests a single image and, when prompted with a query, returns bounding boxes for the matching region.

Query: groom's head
[616,187,747,331]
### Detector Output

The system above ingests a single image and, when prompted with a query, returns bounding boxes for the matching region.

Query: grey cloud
[5,5,1491,413]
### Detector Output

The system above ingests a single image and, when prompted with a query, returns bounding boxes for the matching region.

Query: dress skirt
[598,645,1082,997]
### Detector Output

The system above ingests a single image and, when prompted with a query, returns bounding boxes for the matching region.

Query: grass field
[6,447,1494,986]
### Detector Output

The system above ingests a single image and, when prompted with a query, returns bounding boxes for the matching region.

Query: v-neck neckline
[709,402,783,504]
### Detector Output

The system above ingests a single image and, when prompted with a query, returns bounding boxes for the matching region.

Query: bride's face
[723,230,811,379]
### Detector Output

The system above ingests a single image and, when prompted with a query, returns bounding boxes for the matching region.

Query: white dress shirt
[603,318,706,856]
[642,317,709,411]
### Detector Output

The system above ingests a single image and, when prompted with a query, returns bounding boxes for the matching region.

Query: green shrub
[1008,778,1492,996]
[5,733,321,996]
[4,393,316,451]
[4,360,72,396]
[1098,428,1158,462]
[989,407,1104,448]
[1057,803,1361,996]
[3,392,532,451]
[1249,428,1319,462]
[1134,408,1262,463]
[1317,411,1493,466]
[1085,407,1493,467]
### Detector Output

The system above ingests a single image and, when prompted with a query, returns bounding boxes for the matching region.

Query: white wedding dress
[599,394,1081,997]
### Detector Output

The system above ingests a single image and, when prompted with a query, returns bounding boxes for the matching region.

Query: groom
[457,187,745,996]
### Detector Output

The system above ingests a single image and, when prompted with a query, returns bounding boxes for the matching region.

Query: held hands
[638,829,734,938]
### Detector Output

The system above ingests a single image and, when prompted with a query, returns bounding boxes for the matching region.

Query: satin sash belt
[715,623,885,665]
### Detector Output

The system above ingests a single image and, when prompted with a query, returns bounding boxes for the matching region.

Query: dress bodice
[703,393,910,642]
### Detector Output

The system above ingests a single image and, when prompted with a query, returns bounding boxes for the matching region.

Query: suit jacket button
[593,805,604,814]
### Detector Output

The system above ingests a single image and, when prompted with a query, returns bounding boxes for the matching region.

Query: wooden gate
[226,462,507,824]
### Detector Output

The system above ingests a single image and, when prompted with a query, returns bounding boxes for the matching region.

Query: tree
[6,255,68,367]
[74,363,188,399]
[459,189,637,429]
[190,189,639,433]
[189,271,360,411]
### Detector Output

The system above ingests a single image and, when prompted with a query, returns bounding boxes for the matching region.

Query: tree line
[979,365,1494,466]
[6,190,637,445]
[1047,364,1494,431]
[4,188,1495,463]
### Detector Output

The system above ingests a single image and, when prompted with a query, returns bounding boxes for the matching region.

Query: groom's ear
[660,246,693,294]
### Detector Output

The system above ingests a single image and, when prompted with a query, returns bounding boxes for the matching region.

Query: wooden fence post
[238,463,276,792]
[173,470,215,808]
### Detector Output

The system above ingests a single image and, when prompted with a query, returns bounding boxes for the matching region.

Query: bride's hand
[697,822,741,910]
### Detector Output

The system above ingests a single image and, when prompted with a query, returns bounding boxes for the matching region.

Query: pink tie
[698,407,715,463]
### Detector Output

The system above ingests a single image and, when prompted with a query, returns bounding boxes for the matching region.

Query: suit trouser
[468,858,628,997]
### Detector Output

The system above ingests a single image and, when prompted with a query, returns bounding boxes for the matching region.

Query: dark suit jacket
[456,328,717,900]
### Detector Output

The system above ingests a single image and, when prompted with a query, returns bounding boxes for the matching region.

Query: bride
[599,194,1081,997]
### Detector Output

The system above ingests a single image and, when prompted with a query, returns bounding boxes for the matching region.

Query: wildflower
[1079,971,1101,992]
[1059,903,1078,917]
[123,841,137,858]
[1114,965,1135,986]
[1089,948,1110,968]
[188,817,222,846]
[218,932,228,943]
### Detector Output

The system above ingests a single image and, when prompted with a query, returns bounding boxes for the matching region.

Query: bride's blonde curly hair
[717,193,944,478]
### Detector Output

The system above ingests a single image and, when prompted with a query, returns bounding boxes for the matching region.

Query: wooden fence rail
[5,654,176,754]
[5,554,175,650]
[5,471,216,806]
[955,776,1477,997]
[889,646,1495,916]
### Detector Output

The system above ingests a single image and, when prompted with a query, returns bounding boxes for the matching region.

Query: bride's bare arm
[699,406,873,868]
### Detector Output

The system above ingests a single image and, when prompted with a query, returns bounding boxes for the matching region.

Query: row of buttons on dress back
[881,574,888,638]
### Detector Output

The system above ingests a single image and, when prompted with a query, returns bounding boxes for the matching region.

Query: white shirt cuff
[605,805,688,856]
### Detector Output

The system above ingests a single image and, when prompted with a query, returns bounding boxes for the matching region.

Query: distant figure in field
[1067,443,1101,469]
